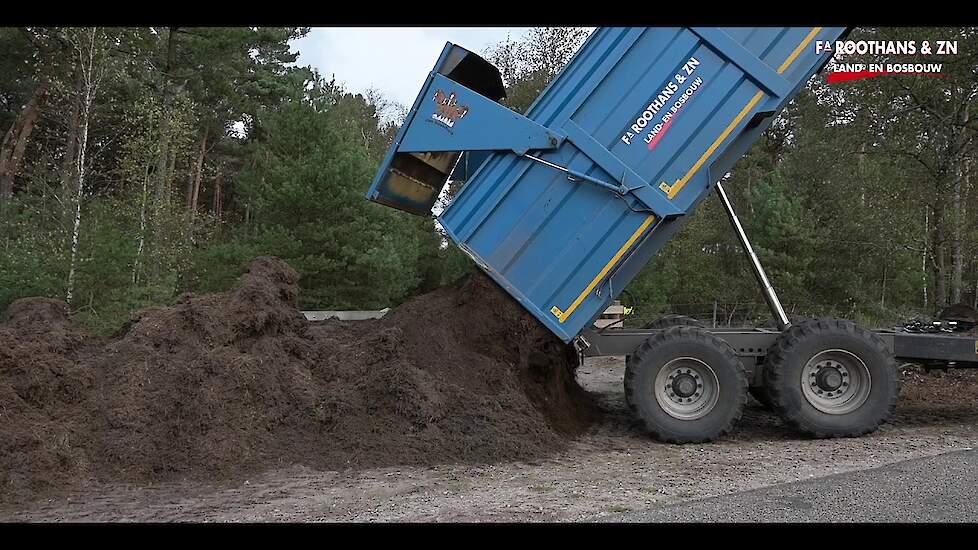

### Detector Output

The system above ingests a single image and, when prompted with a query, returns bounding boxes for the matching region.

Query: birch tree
[64,27,110,306]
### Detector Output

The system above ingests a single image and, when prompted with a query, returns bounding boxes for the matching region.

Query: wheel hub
[815,365,845,391]
[672,373,698,398]
[801,350,871,415]
[654,358,719,421]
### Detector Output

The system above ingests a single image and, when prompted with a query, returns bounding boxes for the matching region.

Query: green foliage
[484,27,591,113]
[3,25,978,337]
[0,26,320,332]
[0,201,69,307]
[211,79,446,310]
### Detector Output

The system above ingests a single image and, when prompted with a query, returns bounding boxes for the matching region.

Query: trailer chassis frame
[580,327,978,379]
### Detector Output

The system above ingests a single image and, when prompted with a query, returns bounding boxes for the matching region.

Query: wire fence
[620,301,922,329]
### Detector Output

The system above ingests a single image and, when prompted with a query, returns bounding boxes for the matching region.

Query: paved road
[611,448,978,522]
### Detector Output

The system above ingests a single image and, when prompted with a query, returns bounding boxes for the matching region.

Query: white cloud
[290,27,533,109]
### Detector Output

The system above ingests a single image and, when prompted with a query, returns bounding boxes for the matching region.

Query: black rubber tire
[763,318,900,438]
[627,316,705,370]
[643,314,705,330]
[624,326,748,444]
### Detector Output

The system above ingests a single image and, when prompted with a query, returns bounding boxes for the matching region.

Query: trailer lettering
[644,76,703,149]
[620,56,701,148]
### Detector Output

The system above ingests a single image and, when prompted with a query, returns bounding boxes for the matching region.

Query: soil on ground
[3,357,976,522]
[0,257,592,505]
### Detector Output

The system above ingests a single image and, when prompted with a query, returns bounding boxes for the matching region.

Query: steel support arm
[715,181,790,330]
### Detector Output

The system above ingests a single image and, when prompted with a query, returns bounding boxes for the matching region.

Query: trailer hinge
[574,335,591,353]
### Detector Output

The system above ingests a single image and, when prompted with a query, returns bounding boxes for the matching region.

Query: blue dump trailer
[367,27,978,443]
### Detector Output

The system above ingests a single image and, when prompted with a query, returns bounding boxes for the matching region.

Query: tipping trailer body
[366,28,977,444]
[367,27,846,343]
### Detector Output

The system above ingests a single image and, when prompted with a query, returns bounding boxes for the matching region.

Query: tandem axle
[572,181,977,443]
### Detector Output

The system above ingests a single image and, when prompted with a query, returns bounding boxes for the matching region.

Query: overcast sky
[290,27,533,109]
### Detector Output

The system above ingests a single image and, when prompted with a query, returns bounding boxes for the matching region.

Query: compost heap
[0,257,594,503]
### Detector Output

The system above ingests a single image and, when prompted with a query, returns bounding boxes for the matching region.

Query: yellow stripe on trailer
[555,214,657,323]
[778,27,823,74]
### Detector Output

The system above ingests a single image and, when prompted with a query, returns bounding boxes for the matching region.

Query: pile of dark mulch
[0,257,594,504]
[0,297,96,502]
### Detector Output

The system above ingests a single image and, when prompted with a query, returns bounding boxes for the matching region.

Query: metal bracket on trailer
[583,326,978,372]
[521,153,685,219]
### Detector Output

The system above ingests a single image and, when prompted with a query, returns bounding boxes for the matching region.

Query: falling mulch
[0,257,595,504]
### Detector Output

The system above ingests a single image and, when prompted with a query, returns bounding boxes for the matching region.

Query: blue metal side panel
[397,74,561,154]
[439,27,845,342]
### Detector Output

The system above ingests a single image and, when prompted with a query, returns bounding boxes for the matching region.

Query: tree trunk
[971,263,978,309]
[212,163,223,219]
[930,188,949,311]
[950,103,970,304]
[152,26,180,215]
[132,164,151,285]
[951,173,963,304]
[66,27,104,307]
[66,78,93,306]
[935,223,947,310]
[922,205,929,308]
[0,81,50,213]
[60,67,84,218]
[188,126,208,218]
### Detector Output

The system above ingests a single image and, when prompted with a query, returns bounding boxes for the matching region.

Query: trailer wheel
[625,326,748,443]
[626,315,707,407]
[763,318,900,438]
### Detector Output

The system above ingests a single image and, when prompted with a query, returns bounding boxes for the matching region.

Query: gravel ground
[3,357,978,522]
[610,448,978,522]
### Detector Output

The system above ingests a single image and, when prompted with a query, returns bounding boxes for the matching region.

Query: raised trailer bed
[366,26,976,444]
